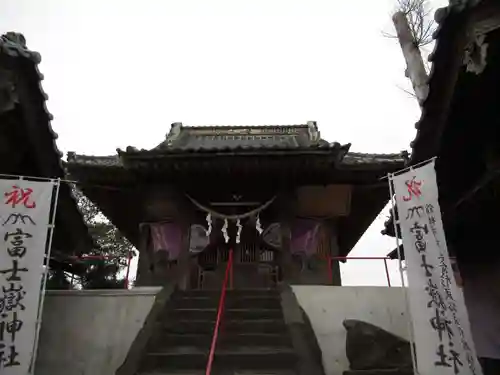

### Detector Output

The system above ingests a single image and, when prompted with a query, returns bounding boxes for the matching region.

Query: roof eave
[1,32,95,255]
[117,142,352,158]
[381,2,484,237]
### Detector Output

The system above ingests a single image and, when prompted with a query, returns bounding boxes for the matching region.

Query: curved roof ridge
[408,0,485,163]
[179,123,311,129]
[1,32,94,254]
[346,151,408,158]
[66,152,123,167]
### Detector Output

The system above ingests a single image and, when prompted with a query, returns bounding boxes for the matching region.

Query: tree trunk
[392,11,429,105]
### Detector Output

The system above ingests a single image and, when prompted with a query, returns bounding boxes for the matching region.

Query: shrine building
[66,122,406,290]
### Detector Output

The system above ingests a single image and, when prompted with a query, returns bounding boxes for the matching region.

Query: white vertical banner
[0,180,54,374]
[391,160,482,375]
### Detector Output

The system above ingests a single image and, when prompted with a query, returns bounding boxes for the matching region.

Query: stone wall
[35,287,161,375]
[292,286,409,375]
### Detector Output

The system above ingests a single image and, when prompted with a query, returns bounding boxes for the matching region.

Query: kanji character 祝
[403,176,422,201]
[4,185,36,209]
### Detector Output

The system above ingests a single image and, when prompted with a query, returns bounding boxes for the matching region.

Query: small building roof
[68,121,406,167]
[0,32,94,260]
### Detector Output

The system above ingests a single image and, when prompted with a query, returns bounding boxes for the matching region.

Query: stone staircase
[137,289,298,375]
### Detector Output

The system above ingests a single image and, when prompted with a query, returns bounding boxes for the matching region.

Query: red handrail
[206,248,233,375]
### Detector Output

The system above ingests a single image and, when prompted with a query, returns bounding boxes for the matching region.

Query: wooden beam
[453,168,500,209]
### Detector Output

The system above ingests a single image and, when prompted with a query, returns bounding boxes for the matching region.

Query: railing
[206,248,234,375]
[328,256,393,287]
[197,245,276,290]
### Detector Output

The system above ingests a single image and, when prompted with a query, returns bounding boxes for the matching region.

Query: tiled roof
[66,153,123,167]
[342,152,408,166]
[66,122,408,166]
[0,33,57,151]
[382,0,485,237]
[409,0,483,162]
[121,122,347,154]
[449,0,482,11]
[157,131,321,151]
[0,32,94,253]
[0,33,61,163]
[66,150,407,167]
[0,32,41,62]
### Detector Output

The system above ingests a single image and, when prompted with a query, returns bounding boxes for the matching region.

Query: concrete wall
[35,286,407,375]
[292,286,409,375]
[35,287,162,375]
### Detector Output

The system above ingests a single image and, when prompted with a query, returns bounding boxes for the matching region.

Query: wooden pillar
[330,259,342,286]
[134,224,153,286]
[328,219,342,286]
[174,195,194,290]
[176,217,192,290]
[136,185,194,288]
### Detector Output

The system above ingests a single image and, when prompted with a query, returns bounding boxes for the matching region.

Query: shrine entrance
[185,190,281,290]
[192,237,279,290]
[232,242,278,289]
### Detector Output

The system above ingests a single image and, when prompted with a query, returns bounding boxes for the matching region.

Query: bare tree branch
[392,11,429,104]
[394,0,436,47]
[384,0,435,104]
[396,84,418,100]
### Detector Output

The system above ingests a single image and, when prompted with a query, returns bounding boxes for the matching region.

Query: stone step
[150,332,293,349]
[140,346,297,372]
[343,370,413,375]
[171,295,282,310]
[139,370,296,374]
[177,289,280,299]
[161,319,288,334]
[168,308,283,320]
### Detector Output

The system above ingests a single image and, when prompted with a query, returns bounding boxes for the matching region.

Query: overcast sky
[1,0,447,286]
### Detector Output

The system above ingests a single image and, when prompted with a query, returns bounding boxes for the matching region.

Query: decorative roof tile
[409,0,484,163]
[342,152,408,166]
[1,32,94,253]
[66,150,407,168]
[67,123,407,168]
[0,32,41,63]
[382,0,485,238]
[66,152,123,167]
[128,122,342,153]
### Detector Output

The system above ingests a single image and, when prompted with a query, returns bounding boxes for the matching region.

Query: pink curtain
[150,222,182,260]
[290,219,321,256]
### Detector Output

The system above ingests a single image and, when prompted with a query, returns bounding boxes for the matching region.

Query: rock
[343,320,412,371]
